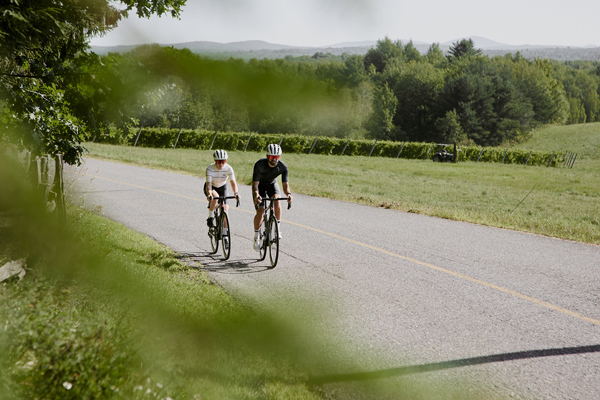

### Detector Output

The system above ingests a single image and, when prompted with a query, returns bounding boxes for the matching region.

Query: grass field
[513,122,600,161]
[83,123,600,245]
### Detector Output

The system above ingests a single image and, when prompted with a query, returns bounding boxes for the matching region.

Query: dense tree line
[2,6,600,165]
[102,37,600,148]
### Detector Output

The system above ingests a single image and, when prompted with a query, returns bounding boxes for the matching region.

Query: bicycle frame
[257,196,291,268]
[207,195,239,259]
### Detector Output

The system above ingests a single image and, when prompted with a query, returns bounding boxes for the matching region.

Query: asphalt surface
[70,158,600,399]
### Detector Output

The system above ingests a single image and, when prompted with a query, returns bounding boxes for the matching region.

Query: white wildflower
[63,382,73,390]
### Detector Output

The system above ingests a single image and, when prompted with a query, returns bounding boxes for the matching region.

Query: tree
[342,55,369,87]
[425,43,447,66]
[367,83,398,140]
[363,37,404,73]
[436,110,466,144]
[513,58,568,125]
[447,39,482,62]
[557,66,600,123]
[363,48,386,74]
[566,95,587,124]
[386,62,444,142]
[0,0,186,164]
[439,66,496,145]
[403,41,421,63]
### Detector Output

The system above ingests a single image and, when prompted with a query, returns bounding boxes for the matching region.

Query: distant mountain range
[91,36,600,61]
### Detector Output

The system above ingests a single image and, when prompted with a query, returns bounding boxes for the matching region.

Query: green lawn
[513,122,600,161]
[84,138,600,245]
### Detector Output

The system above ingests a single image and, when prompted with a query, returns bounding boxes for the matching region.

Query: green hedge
[94,128,566,167]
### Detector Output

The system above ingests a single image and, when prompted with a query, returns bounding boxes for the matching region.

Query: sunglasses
[268,155,280,162]
[215,159,226,165]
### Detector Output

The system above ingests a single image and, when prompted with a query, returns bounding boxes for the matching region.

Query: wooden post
[341,140,350,155]
[278,135,284,146]
[564,151,571,167]
[547,152,555,167]
[476,147,485,162]
[396,142,406,158]
[453,143,458,163]
[426,144,434,159]
[133,126,143,147]
[308,138,318,155]
[244,132,253,152]
[208,131,218,150]
[570,153,578,168]
[54,154,66,225]
[368,140,377,157]
[173,128,182,149]
[502,148,508,164]
[36,157,43,188]
[525,150,532,166]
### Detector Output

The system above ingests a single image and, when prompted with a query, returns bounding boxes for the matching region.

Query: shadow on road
[177,251,273,274]
[308,344,600,385]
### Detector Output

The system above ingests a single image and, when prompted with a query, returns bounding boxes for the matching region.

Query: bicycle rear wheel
[221,211,231,260]
[268,216,279,268]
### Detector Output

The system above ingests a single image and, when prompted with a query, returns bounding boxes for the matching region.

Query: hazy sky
[90,0,600,48]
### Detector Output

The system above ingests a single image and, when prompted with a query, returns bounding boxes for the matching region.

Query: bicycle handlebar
[207,195,240,208]
[258,196,292,210]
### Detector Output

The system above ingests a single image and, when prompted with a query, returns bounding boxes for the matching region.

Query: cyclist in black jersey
[252,144,293,251]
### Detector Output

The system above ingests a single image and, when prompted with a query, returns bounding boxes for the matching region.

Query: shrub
[95,128,564,167]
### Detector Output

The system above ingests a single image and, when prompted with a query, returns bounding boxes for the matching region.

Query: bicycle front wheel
[268,216,279,268]
[208,214,219,254]
[209,226,219,254]
[221,212,231,260]
[259,224,268,262]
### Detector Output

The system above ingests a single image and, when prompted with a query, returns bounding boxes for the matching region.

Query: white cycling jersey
[205,163,236,188]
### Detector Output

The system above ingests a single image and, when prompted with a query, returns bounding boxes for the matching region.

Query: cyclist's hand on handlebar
[235,193,240,207]
[287,194,293,209]
[253,194,262,208]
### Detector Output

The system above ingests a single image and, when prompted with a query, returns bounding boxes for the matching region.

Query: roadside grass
[84,142,600,245]
[0,157,505,400]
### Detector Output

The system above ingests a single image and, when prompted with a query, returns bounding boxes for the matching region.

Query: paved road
[70,158,600,399]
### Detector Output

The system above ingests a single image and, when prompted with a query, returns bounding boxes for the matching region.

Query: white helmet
[266,144,282,157]
[213,149,228,160]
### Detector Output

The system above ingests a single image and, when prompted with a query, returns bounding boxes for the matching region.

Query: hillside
[514,123,600,160]
[91,39,600,61]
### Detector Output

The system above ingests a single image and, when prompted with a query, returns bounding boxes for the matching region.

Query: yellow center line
[85,173,600,327]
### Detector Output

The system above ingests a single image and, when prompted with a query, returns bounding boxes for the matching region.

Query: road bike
[207,195,239,260]
[257,196,291,268]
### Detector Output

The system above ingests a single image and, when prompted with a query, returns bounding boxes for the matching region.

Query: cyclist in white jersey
[205,150,239,228]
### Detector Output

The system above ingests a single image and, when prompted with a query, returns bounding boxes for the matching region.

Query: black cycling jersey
[252,158,289,185]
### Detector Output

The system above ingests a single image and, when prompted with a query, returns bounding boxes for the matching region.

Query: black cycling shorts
[204,184,228,204]
[257,182,281,200]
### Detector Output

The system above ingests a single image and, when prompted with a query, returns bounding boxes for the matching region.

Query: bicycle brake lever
[287,202,292,210]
